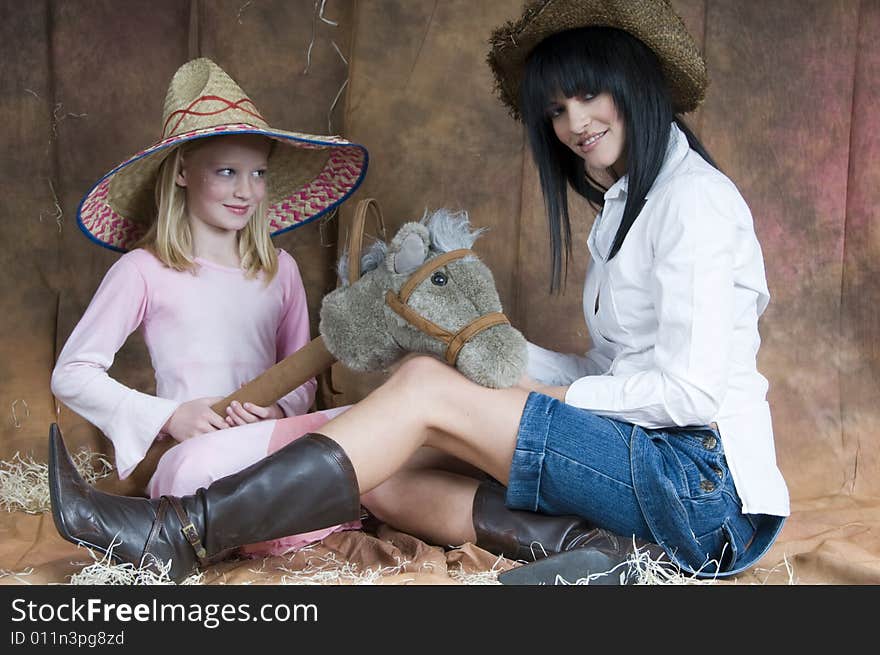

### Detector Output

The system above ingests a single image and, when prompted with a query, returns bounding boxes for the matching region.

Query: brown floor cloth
[3,497,877,585]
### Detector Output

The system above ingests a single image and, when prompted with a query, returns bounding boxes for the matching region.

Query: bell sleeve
[526,340,610,385]
[50,256,180,479]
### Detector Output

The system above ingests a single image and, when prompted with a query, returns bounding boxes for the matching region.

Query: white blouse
[527,123,789,517]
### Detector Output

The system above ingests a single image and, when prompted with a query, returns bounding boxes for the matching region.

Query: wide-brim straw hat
[77,58,368,252]
[487,0,707,120]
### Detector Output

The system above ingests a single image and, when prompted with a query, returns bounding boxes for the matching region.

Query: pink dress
[51,248,359,555]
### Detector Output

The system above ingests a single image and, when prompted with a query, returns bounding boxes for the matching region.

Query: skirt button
[700,479,716,492]
[702,435,718,450]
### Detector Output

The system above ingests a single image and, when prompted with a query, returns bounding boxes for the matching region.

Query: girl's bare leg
[319,355,529,495]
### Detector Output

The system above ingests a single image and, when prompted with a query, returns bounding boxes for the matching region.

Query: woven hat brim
[77,124,368,252]
[487,0,707,119]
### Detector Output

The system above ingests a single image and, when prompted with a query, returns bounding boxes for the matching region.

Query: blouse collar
[590,123,690,262]
[602,122,689,202]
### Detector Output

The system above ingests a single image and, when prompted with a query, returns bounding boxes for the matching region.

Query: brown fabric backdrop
[0,0,351,491]
[1,0,878,583]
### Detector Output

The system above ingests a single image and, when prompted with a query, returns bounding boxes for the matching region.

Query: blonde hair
[135,138,279,281]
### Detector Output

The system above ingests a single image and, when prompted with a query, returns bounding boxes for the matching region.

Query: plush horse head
[210,207,527,415]
[320,209,527,388]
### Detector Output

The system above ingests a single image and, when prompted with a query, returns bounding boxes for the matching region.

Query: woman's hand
[163,397,226,442]
[224,400,285,427]
[516,375,569,401]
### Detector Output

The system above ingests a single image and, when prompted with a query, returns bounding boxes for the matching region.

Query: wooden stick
[211,199,382,417]
[210,336,336,415]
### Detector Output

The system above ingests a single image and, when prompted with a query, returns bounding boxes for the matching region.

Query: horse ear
[387,222,429,275]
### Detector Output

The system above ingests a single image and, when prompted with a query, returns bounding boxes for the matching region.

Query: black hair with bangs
[520,26,717,292]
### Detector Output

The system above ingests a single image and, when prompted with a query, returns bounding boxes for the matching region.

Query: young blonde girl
[51,58,367,555]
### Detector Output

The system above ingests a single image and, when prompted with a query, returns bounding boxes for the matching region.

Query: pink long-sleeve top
[51,248,316,479]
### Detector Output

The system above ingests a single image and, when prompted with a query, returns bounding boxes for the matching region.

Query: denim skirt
[506,392,784,577]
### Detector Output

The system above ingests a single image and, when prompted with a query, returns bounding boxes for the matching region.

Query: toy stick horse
[211,200,526,415]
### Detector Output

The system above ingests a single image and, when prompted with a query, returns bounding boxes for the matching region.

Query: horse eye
[431,271,448,286]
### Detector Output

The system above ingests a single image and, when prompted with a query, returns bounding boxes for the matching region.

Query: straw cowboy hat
[77,58,368,252]
[487,0,708,120]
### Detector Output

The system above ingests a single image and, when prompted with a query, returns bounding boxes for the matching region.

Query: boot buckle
[163,496,209,564]
[180,522,208,560]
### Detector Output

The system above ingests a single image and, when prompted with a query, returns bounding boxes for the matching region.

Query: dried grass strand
[331,39,348,65]
[303,0,320,74]
[549,539,798,585]
[448,554,506,585]
[66,539,203,586]
[753,552,797,585]
[546,539,717,585]
[236,0,252,24]
[327,78,348,134]
[49,178,63,232]
[38,178,63,231]
[10,399,30,429]
[0,567,35,584]
[274,548,416,585]
[326,37,350,134]
[51,102,88,137]
[318,0,338,26]
[0,450,113,514]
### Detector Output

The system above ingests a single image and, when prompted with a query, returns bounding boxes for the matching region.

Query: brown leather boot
[472,480,662,585]
[48,424,360,583]
[473,480,603,561]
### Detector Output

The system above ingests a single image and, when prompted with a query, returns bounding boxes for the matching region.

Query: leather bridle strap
[385,291,510,365]
[385,291,458,343]
[385,247,511,365]
[347,198,386,286]
[398,249,473,301]
[445,312,511,364]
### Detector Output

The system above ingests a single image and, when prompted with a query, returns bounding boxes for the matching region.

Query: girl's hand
[224,400,285,427]
[163,397,226,442]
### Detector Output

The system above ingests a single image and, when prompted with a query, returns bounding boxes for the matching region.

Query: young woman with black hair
[49,0,788,584]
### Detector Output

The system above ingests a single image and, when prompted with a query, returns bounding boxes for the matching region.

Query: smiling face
[176,134,271,235]
[547,91,626,175]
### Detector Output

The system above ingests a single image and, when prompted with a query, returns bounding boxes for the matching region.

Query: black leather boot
[48,423,361,583]
[472,480,662,585]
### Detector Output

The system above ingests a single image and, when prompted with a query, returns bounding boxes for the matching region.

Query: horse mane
[421,208,487,253]
[336,208,487,285]
[337,240,387,285]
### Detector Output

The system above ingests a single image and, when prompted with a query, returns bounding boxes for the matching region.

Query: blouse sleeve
[564,176,740,428]
[50,256,180,479]
[526,340,609,385]
[274,252,317,417]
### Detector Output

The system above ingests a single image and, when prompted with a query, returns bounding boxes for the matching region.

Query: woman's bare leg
[362,447,486,546]
[364,469,480,545]
[319,355,529,494]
